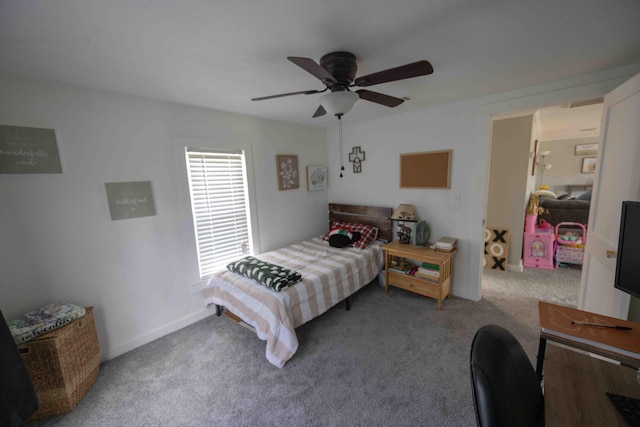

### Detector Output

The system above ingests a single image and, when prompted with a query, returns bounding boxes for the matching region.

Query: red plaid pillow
[323,221,379,249]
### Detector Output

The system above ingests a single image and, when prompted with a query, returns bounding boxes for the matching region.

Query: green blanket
[226,256,302,291]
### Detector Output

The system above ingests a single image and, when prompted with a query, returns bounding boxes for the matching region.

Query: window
[185,148,253,279]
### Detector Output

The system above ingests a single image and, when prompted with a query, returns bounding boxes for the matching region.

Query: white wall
[486,115,534,270]
[329,63,640,302]
[327,100,478,299]
[0,73,327,360]
[538,137,599,195]
[2,63,639,362]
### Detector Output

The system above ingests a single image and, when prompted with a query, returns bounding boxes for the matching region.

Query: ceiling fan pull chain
[338,115,344,178]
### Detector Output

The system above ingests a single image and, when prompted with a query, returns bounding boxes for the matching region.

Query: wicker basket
[18,306,100,420]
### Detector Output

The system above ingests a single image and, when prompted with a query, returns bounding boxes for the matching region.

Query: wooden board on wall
[400,150,451,189]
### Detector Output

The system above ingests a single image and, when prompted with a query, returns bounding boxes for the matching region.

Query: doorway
[482,100,603,307]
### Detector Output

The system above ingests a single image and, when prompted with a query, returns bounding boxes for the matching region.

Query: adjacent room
[482,101,603,309]
[2,1,640,426]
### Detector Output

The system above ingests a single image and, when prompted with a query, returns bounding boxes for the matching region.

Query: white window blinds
[185,148,252,278]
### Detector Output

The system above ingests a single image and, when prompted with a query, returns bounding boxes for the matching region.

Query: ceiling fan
[251,51,434,118]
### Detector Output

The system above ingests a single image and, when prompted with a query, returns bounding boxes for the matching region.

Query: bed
[203,203,393,367]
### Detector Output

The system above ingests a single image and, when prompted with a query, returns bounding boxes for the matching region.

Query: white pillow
[534,189,557,199]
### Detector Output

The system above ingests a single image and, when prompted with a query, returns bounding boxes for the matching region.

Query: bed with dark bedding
[203,203,392,367]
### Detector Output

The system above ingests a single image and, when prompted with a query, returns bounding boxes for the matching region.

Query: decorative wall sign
[348,146,366,173]
[306,165,327,191]
[575,143,598,156]
[276,154,299,190]
[105,181,156,221]
[0,125,62,174]
[484,227,510,271]
[581,157,596,173]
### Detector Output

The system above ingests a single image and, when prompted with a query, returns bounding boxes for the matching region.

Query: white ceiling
[1,1,640,130]
[495,101,604,141]
[536,103,604,141]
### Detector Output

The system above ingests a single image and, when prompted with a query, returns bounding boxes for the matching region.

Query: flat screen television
[614,201,640,298]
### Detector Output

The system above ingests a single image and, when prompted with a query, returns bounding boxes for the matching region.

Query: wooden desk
[544,344,640,426]
[536,301,640,379]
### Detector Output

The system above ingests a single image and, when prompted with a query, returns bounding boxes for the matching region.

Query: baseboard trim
[102,308,214,362]
[454,291,481,302]
[508,261,524,272]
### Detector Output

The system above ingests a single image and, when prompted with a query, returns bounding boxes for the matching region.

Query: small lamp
[391,204,418,244]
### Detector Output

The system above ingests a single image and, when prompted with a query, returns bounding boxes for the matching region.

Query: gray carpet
[28,267,579,427]
[482,264,581,307]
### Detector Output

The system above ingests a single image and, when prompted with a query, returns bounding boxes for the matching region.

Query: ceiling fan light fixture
[319,91,359,116]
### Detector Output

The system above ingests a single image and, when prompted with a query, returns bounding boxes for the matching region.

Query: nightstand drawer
[389,273,439,298]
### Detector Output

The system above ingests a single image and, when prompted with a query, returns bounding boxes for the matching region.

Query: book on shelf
[414,274,438,283]
[435,237,457,251]
[416,267,439,278]
[389,258,411,274]
[538,301,640,361]
[389,258,441,279]
[389,266,411,274]
[421,262,440,271]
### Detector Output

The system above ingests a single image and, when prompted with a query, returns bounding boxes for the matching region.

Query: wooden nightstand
[381,241,456,310]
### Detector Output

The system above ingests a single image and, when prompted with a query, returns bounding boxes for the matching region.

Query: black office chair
[470,324,544,427]
[0,309,39,426]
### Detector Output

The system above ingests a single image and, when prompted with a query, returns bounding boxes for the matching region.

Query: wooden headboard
[328,203,393,242]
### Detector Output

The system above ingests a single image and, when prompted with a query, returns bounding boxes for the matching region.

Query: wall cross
[349,146,366,173]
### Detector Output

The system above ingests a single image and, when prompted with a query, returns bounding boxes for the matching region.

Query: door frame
[579,72,640,318]
[468,68,638,302]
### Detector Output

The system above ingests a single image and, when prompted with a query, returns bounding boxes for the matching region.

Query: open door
[579,72,640,318]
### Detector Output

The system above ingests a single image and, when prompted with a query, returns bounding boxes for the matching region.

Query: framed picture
[582,157,597,174]
[0,125,62,174]
[306,165,327,191]
[276,154,299,190]
[105,181,156,220]
[575,143,598,156]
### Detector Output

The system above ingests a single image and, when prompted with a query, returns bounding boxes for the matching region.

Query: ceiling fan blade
[356,90,404,107]
[288,57,337,86]
[312,105,327,118]
[354,60,433,87]
[251,89,324,101]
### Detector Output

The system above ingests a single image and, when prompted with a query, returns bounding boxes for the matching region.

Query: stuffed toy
[328,228,361,248]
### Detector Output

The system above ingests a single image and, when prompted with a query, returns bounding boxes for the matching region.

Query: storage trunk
[18,307,100,420]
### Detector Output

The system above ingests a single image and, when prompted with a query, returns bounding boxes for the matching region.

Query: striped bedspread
[203,237,384,368]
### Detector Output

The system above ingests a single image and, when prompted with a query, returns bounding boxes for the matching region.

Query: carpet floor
[28,266,580,427]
